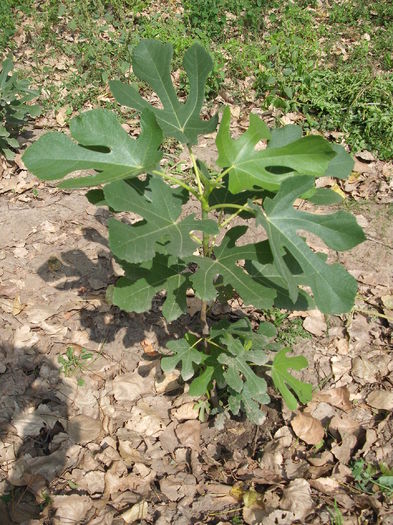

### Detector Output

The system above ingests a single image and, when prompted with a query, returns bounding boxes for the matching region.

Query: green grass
[0,0,392,159]
[253,1,393,159]
[265,307,312,346]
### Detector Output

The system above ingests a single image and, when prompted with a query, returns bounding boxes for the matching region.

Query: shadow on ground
[0,342,80,524]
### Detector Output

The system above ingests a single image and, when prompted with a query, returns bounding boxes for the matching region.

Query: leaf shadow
[35,234,191,352]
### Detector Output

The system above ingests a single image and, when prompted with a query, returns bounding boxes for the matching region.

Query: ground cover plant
[23,39,366,424]
[0,55,40,159]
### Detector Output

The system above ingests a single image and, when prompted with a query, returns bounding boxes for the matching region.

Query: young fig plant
[23,40,365,424]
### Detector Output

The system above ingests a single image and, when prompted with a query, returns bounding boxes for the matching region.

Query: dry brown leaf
[176,420,201,450]
[273,426,293,448]
[331,355,352,386]
[13,325,39,349]
[307,450,334,467]
[243,507,268,525]
[381,294,393,309]
[313,387,352,411]
[331,434,357,464]
[253,509,297,525]
[56,107,68,127]
[140,338,159,357]
[121,501,148,523]
[303,310,327,336]
[158,422,179,453]
[127,403,166,437]
[112,368,155,402]
[329,414,360,438]
[155,370,180,394]
[366,390,393,411]
[291,413,324,445]
[51,495,91,524]
[280,479,313,521]
[356,150,375,162]
[159,473,197,501]
[309,477,340,495]
[360,428,378,455]
[12,295,25,316]
[171,402,199,421]
[351,356,378,384]
[67,414,102,445]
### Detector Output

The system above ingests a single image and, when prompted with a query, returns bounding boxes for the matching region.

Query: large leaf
[186,226,276,309]
[252,176,365,313]
[271,348,312,410]
[110,40,218,145]
[245,251,315,311]
[112,254,189,322]
[22,109,163,187]
[161,335,205,381]
[216,107,336,193]
[106,175,218,263]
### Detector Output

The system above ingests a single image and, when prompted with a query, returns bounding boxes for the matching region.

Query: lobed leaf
[267,125,353,180]
[218,335,269,395]
[218,335,270,424]
[22,109,163,187]
[216,107,336,193]
[161,336,205,381]
[210,318,277,348]
[106,175,218,263]
[112,254,189,322]
[186,226,276,310]
[110,40,218,145]
[271,348,312,410]
[252,176,366,313]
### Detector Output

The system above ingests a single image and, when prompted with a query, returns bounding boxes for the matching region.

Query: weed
[0,56,41,159]
[266,308,311,346]
[328,499,343,525]
[352,459,393,498]
[58,346,93,386]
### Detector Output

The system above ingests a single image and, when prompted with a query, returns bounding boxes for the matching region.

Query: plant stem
[209,202,253,212]
[219,201,254,229]
[152,169,199,199]
[188,147,203,197]
[188,145,212,337]
[200,201,210,337]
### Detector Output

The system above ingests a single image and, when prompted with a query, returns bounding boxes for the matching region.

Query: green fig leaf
[216,107,336,193]
[252,176,365,313]
[161,335,205,381]
[106,175,218,263]
[112,254,189,322]
[210,318,277,348]
[22,109,163,187]
[271,348,312,410]
[110,40,218,145]
[186,226,276,310]
[218,335,270,424]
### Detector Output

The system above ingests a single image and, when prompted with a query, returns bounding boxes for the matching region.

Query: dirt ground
[0,123,393,525]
